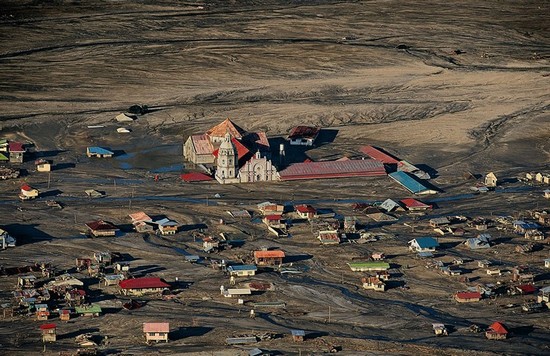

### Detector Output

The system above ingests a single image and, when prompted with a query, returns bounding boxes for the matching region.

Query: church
[183,119,279,184]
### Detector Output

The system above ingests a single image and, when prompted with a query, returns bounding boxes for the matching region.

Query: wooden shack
[290,329,305,342]
[40,323,56,342]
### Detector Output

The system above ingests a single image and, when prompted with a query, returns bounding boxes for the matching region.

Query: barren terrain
[0,0,549,355]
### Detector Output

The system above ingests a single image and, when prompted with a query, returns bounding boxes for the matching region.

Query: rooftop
[206,118,246,139]
[191,134,214,155]
[87,147,114,155]
[288,126,320,140]
[360,145,399,164]
[389,171,438,195]
[254,250,285,258]
[143,322,170,333]
[85,220,118,231]
[280,159,386,181]
[119,277,170,289]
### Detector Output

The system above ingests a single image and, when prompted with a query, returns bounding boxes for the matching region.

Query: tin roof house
[485,322,508,340]
[408,237,439,252]
[9,141,25,163]
[144,322,169,343]
[85,220,119,237]
[86,147,114,158]
[287,126,320,146]
[119,277,170,296]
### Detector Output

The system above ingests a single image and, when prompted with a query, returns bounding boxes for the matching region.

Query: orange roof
[206,119,246,139]
[254,250,285,258]
[143,322,169,333]
[488,321,508,334]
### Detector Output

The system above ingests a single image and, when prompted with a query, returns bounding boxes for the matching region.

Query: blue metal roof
[389,171,435,194]
[228,265,257,271]
[413,237,439,248]
[290,329,305,336]
[87,147,114,155]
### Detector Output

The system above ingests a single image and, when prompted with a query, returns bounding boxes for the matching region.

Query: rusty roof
[191,134,214,155]
[254,250,285,258]
[206,119,246,139]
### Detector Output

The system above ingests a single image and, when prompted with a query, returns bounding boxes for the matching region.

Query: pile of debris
[0,167,19,180]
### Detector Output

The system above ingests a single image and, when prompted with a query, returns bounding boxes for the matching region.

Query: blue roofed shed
[87,147,114,158]
[291,329,305,342]
[389,171,438,195]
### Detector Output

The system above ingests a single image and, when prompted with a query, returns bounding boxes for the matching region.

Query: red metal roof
[143,322,170,333]
[295,204,316,214]
[288,126,320,140]
[119,277,170,290]
[400,198,431,209]
[21,184,33,191]
[359,145,399,164]
[40,323,56,330]
[279,159,386,181]
[85,220,118,231]
[517,284,537,294]
[212,137,250,161]
[455,291,481,299]
[9,141,25,152]
[181,172,213,182]
[264,214,282,221]
[254,250,285,258]
[488,322,508,334]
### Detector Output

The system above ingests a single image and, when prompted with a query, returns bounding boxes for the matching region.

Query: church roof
[212,137,250,161]
[206,119,246,139]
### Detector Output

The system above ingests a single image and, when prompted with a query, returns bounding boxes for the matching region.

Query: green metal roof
[0,152,9,161]
[347,262,390,270]
[75,304,102,314]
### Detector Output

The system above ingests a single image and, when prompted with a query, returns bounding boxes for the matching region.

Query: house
[400,198,432,211]
[115,262,130,273]
[295,204,316,220]
[85,220,119,237]
[545,259,550,268]
[371,252,385,261]
[408,237,439,252]
[515,284,537,295]
[94,251,112,264]
[40,323,57,342]
[18,275,37,288]
[59,309,71,322]
[86,147,114,158]
[35,159,51,172]
[119,277,170,296]
[0,228,16,249]
[263,214,284,228]
[317,230,340,245]
[379,199,404,212]
[544,189,550,199]
[361,277,385,291]
[454,291,482,303]
[464,234,491,249]
[538,286,550,304]
[344,216,357,232]
[75,304,102,317]
[430,217,450,227]
[223,287,252,297]
[20,184,39,200]
[203,237,220,253]
[433,323,448,336]
[513,220,540,235]
[155,218,178,235]
[227,265,257,277]
[347,261,390,272]
[129,212,154,232]
[290,329,305,342]
[254,250,285,266]
[485,322,508,340]
[65,289,86,306]
[257,201,284,215]
[375,270,390,281]
[35,304,50,320]
[102,274,125,286]
[9,141,25,163]
[484,172,497,187]
[288,126,320,146]
[143,322,169,343]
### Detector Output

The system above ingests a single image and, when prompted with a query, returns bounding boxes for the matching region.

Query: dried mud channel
[1,0,550,355]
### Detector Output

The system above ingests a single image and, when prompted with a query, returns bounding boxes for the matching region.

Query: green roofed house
[75,304,102,317]
[347,261,390,272]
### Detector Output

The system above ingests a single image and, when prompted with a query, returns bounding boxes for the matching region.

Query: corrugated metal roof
[288,126,320,140]
[206,119,246,139]
[9,141,25,152]
[227,265,257,271]
[389,171,437,194]
[85,220,118,231]
[143,322,170,333]
[119,277,170,289]
[487,322,508,334]
[360,145,399,164]
[181,172,213,182]
[191,134,214,155]
[254,250,285,258]
[280,159,386,180]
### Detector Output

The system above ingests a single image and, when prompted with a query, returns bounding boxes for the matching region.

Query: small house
[288,126,320,146]
[400,198,432,211]
[102,274,125,286]
[545,259,550,268]
[317,230,340,245]
[75,258,92,272]
[94,251,112,264]
[294,204,316,220]
[538,286,550,304]
[155,218,178,235]
[59,309,71,322]
[40,323,56,343]
[513,221,540,235]
[454,291,482,303]
[290,329,305,342]
[202,237,220,253]
[484,172,497,187]
[9,141,25,163]
[485,322,508,340]
[129,212,154,232]
[544,189,550,199]
[86,147,114,158]
[65,289,86,306]
[257,201,284,215]
[223,287,252,297]
[263,214,284,228]
[430,217,450,227]
[143,322,169,343]
[408,237,439,253]
[227,265,257,277]
[119,277,170,296]
[18,275,37,288]
[254,250,285,266]
[375,270,390,281]
[371,252,385,261]
[35,159,51,172]
[35,304,50,321]
[362,276,386,291]
[0,228,16,249]
[85,220,119,237]
[20,184,39,200]
[464,235,491,249]
[379,199,404,213]
[75,304,102,317]
[433,323,448,336]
